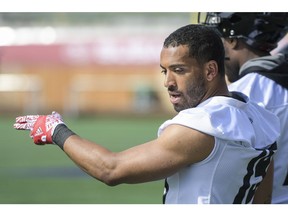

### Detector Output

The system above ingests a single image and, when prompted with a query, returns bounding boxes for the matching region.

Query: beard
[173,75,206,112]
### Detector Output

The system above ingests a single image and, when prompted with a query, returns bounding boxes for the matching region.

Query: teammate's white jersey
[229,73,288,204]
[158,93,280,204]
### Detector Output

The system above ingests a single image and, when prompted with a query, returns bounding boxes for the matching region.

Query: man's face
[160,45,207,112]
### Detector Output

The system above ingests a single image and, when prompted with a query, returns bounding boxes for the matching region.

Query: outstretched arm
[14,113,215,186]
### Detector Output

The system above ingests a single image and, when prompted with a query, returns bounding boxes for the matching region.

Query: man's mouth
[169,92,181,105]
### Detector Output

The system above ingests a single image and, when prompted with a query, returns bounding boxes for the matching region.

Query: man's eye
[161,69,167,75]
[174,68,184,73]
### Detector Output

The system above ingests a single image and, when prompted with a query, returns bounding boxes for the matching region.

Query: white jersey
[158,93,280,204]
[229,73,288,204]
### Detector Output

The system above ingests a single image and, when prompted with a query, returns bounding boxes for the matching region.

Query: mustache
[225,57,230,60]
[167,86,182,94]
[168,85,177,92]
[168,86,182,97]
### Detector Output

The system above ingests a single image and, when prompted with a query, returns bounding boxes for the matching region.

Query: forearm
[63,135,120,186]
[52,125,119,185]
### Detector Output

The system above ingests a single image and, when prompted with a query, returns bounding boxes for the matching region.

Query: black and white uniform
[158,93,280,204]
[228,53,288,204]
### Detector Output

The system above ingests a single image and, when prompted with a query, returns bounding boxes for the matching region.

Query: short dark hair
[163,24,225,76]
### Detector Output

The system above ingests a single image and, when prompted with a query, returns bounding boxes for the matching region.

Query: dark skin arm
[253,159,274,204]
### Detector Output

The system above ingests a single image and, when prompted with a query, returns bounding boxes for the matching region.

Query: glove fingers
[15,116,28,123]
[15,115,40,123]
[13,122,34,130]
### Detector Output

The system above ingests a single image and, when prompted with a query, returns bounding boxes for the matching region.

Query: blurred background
[0,12,198,116]
[0,12,194,204]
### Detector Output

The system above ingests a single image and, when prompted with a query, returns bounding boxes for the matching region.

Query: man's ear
[205,60,218,81]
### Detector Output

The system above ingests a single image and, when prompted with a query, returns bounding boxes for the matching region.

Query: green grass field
[0,114,169,204]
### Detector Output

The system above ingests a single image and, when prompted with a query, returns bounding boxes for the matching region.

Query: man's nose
[164,71,176,89]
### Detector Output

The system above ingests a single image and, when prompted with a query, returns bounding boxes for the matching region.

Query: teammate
[13,24,280,204]
[201,12,288,204]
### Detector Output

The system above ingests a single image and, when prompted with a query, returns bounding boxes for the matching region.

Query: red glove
[14,111,65,145]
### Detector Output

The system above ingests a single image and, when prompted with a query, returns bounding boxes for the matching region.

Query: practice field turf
[0,114,168,204]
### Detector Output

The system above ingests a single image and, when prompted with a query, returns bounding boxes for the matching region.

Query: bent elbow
[84,154,125,186]
[104,179,120,187]
[100,173,122,186]
[90,166,123,186]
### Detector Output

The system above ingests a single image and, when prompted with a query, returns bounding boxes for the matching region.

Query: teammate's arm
[252,159,274,204]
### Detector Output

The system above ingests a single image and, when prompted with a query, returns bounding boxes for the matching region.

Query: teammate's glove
[14,111,64,145]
